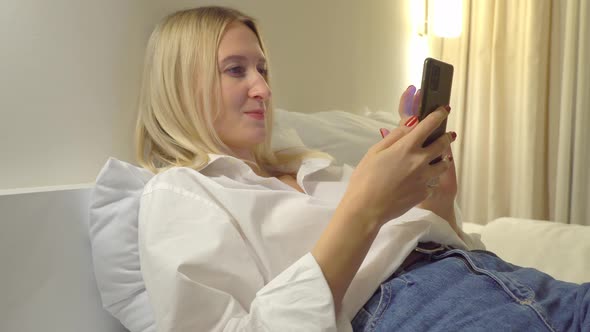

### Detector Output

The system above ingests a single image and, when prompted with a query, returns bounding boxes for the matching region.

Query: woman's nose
[249,73,272,101]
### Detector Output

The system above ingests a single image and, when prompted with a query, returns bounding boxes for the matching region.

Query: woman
[136,6,589,332]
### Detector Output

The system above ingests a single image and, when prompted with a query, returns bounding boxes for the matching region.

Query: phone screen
[418,57,454,149]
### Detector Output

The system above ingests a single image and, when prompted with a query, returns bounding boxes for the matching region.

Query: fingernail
[450,131,457,141]
[407,85,414,91]
[446,154,454,162]
[444,105,451,113]
[404,115,418,127]
[379,128,390,138]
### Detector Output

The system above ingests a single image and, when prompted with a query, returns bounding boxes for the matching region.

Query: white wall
[156,0,415,113]
[0,0,415,190]
[0,0,158,190]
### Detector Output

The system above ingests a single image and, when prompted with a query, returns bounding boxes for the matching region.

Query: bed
[1,109,588,332]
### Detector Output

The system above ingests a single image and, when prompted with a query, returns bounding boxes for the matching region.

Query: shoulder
[145,167,205,190]
[142,167,219,203]
[139,167,229,220]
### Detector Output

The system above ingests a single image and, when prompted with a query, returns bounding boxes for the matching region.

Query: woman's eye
[257,67,268,76]
[226,66,246,76]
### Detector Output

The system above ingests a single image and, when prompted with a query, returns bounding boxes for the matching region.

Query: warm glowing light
[411,0,428,36]
[408,36,429,86]
[409,0,430,85]
[430,0,463,38]
[407,0,430,87]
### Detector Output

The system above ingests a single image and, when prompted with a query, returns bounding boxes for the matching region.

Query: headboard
[0,186,127,332]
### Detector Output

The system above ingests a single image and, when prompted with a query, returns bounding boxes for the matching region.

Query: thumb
[398,85,417,122]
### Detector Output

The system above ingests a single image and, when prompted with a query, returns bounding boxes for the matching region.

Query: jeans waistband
[395,242,451,275]
[414,242,449,254]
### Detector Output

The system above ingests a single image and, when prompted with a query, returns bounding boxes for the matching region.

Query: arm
[311,196,382,314]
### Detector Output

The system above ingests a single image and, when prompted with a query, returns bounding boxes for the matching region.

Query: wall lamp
[417,0,463,38]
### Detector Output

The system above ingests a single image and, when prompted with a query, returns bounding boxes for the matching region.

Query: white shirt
[138,154,484,332]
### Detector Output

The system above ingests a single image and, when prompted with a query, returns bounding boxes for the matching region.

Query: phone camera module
[430,65,441,91]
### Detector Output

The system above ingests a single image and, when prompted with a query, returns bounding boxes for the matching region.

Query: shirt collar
[202,153,333,180]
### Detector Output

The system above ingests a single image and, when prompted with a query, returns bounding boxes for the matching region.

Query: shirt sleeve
[138,182,337,332]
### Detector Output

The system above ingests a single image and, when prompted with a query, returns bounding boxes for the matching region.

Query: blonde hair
[135,6,329,174]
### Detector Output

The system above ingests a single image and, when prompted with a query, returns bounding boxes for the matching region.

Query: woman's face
[215,22,271,158]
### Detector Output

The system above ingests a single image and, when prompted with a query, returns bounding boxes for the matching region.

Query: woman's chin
[235,136,267,150]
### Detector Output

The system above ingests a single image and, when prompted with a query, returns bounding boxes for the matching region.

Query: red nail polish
[444,105,451,113]
[404,116,418,127]
[379,128,388,138]
[450,131,457,141]
[447,155,454,162]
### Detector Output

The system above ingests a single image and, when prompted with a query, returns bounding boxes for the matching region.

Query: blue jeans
[352,247,590,332]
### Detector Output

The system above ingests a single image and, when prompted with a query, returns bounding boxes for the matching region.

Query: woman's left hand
[394,85,459,231]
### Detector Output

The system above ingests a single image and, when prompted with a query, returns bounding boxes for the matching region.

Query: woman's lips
[244,111,265,120]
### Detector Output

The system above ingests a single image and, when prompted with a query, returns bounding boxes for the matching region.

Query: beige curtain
[435,0,590,225]
[551,0,590,225]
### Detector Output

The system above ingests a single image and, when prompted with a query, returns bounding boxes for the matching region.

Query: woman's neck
[229,147,275,178]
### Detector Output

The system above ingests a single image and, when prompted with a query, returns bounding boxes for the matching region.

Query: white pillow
[273,108,397,166]
[480,217,590,284]
[88,158,155,332]
[270,126,307,151]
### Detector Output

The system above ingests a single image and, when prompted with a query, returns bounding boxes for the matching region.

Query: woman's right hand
[341,106,455,227]
[312,105,455,313]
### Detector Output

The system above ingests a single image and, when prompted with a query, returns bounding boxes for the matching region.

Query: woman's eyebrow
[219,54,266,65]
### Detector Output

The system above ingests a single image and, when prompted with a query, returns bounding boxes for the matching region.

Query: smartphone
[418,57,454,149]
